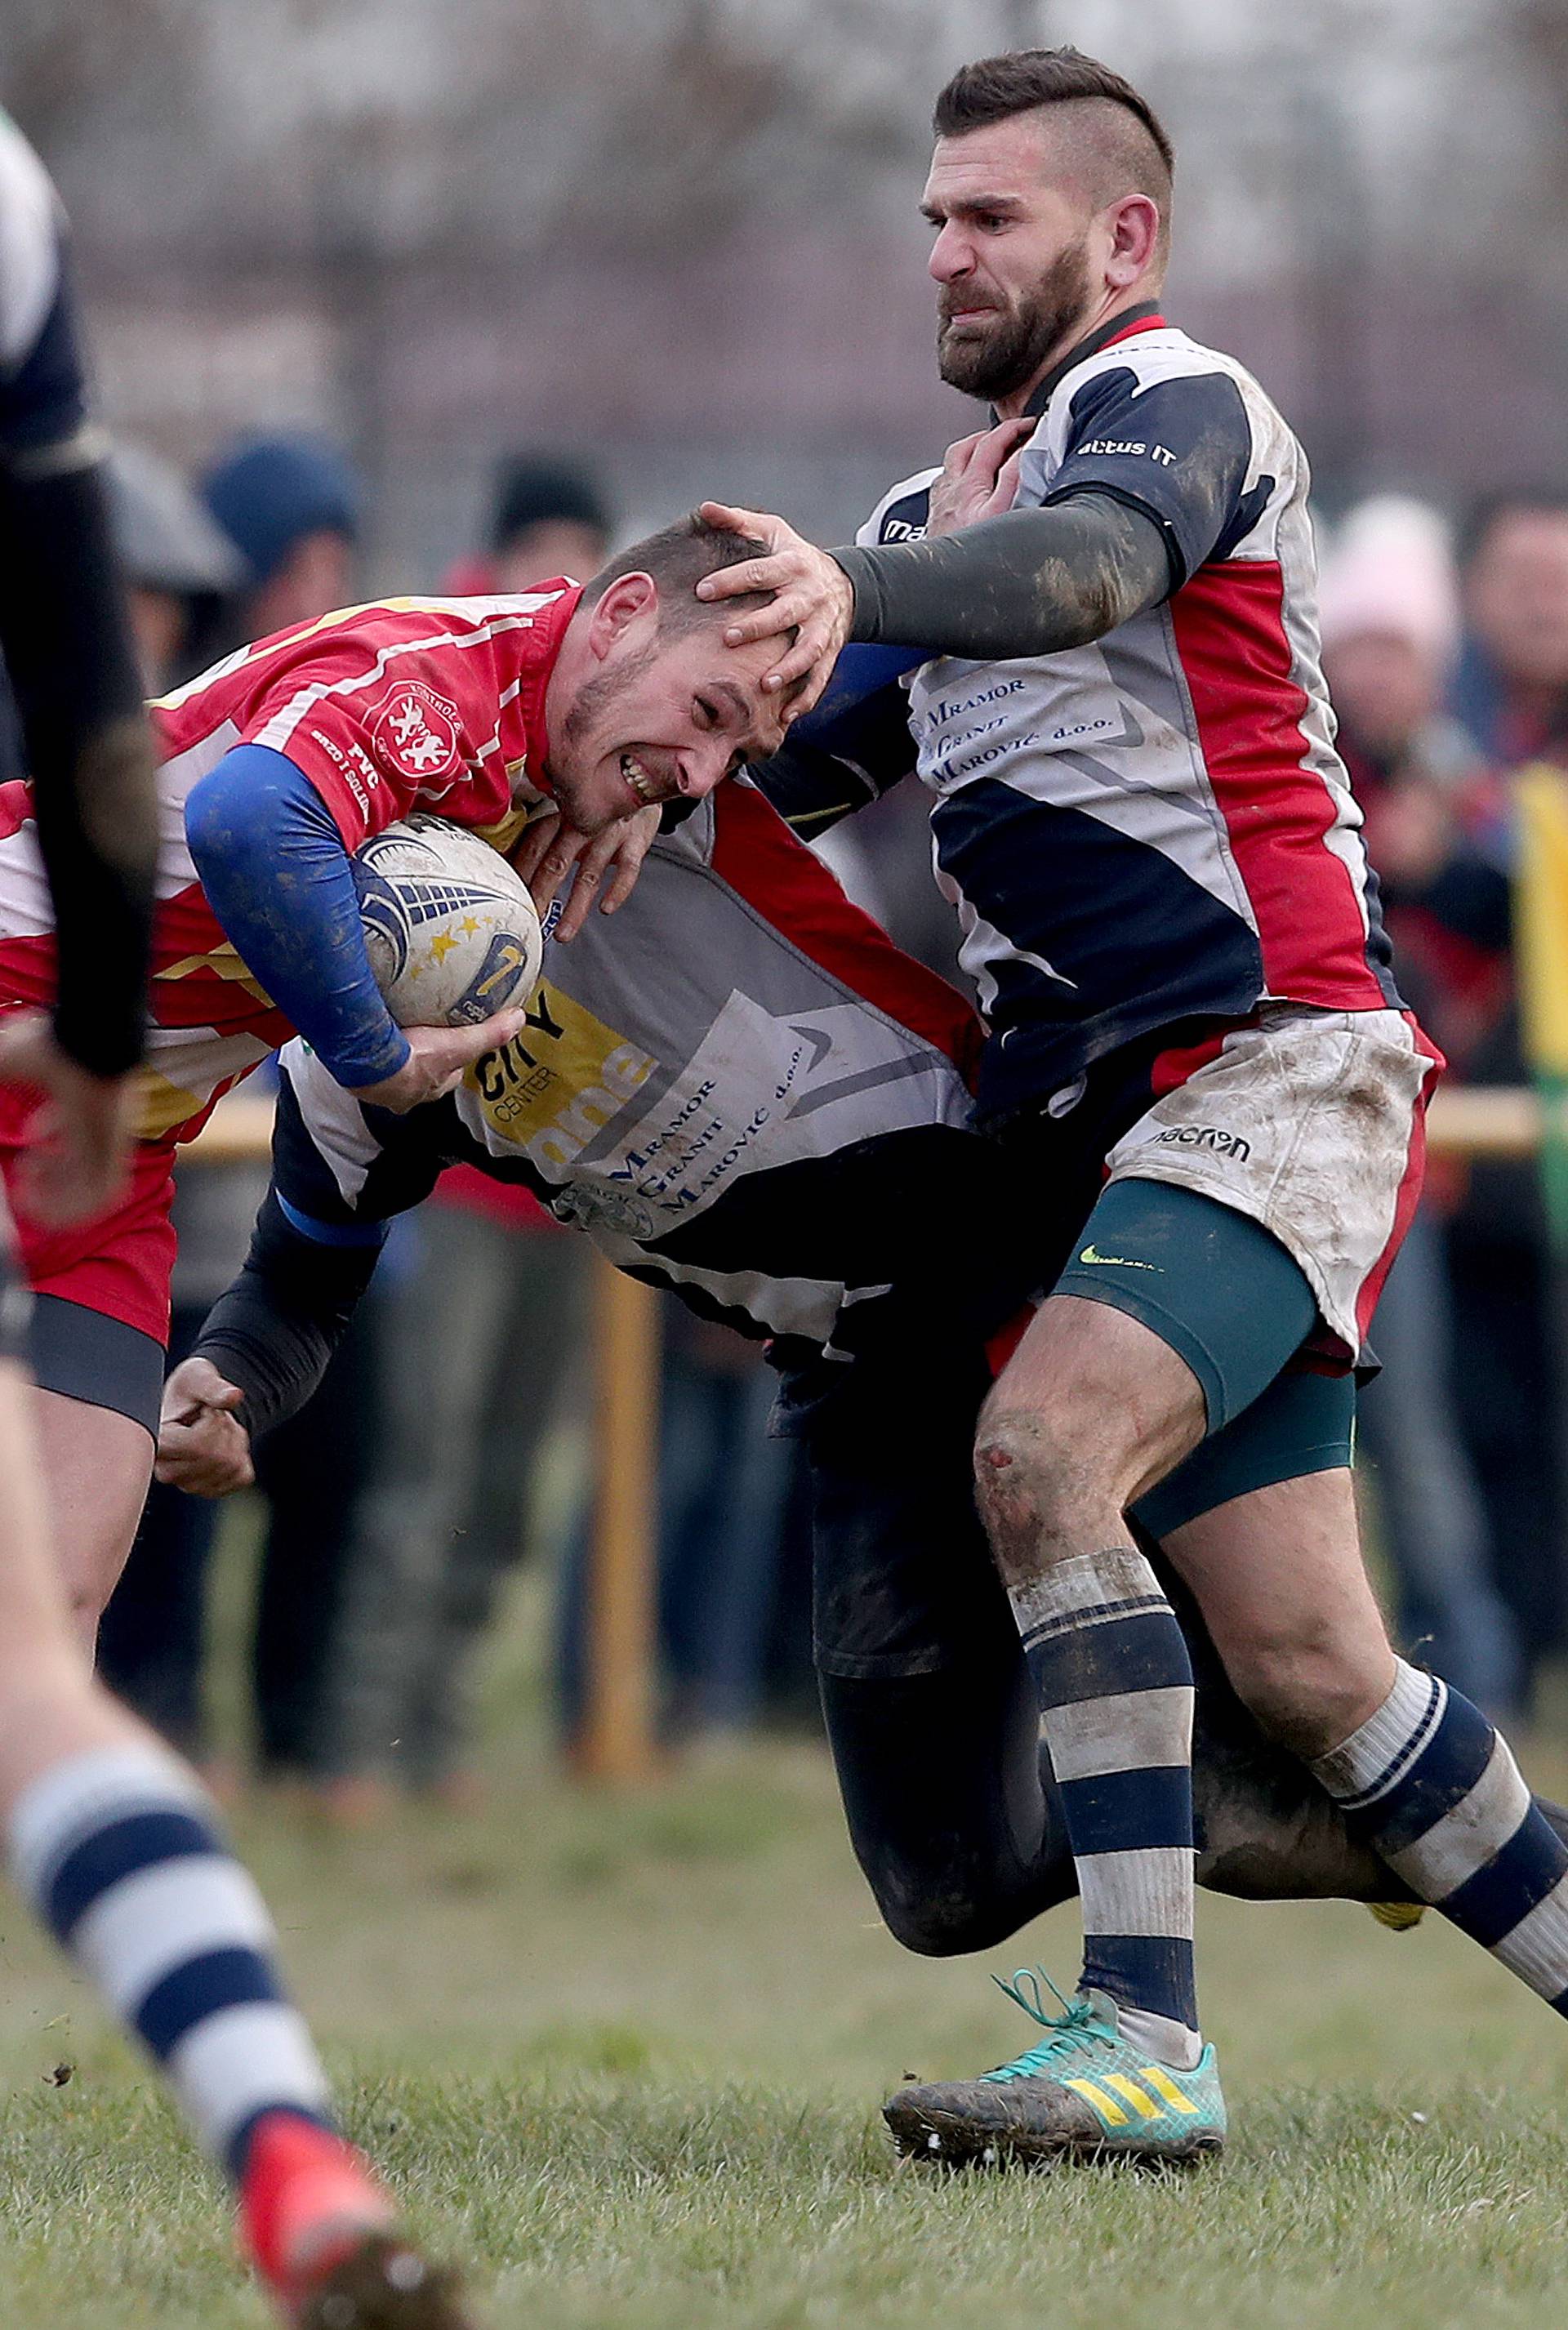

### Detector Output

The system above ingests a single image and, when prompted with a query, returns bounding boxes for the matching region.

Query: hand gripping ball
[351,812,543,1028]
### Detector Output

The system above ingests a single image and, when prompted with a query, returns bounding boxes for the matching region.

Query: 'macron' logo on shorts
[1151,1123,1252,1163]
[369,681,463,782]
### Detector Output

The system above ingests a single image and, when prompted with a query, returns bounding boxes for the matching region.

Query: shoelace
[979,1967,1115,2085]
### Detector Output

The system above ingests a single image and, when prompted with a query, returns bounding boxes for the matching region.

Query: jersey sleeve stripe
[1170,560,1392,1010]
[275,1192,389,1247]
[707,782,982,1078]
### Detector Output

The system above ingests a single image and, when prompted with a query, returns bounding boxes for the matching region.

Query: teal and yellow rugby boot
[885,1971,1225,2167]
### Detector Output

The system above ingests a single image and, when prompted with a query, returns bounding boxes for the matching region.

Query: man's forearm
[192,1189,384,1440]
[185,744,410,1089]
[0,462,157,1076]
[832,491,1174,663]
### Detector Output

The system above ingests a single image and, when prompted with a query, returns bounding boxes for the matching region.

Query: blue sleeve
[1031,364,1258,586]
[793,643,924,737]
[185,742,411,1089]
[750,644,920,835]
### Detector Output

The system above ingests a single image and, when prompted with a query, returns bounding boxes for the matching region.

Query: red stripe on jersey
[0,779,31,844]
[1102,312,1169,348]
[708,783,983,1081]
[150,586,579,850]
[1354,1015,1445,1342]
[1171,561,1388,1009]
[1149,1024,1233,1099]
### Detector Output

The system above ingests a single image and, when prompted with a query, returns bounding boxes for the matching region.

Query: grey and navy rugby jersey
[267,780,1028,1370]
[0,109,154,1076]
[0,109,99,480]
[844,310,1399,1122]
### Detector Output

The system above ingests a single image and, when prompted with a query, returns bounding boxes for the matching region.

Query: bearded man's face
[923,118,1103,404]
[936,234,1094,401]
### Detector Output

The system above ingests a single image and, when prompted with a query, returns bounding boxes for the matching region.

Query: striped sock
[7,1744,334,2178]
[1010,1547,1198,2062]
[1313,1658,1568,2008]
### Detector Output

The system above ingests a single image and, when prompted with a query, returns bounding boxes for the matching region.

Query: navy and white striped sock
[1313,1658,1568,2008]
[7,1745,334,2178]
[1010,1548,1199,2065]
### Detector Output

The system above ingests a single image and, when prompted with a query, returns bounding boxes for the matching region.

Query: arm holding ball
[185,745,526,1109]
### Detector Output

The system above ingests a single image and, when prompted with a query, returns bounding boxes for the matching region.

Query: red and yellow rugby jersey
[0,586,578,1140]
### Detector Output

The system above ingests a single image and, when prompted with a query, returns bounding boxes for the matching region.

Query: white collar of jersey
[1001,301,1166,428]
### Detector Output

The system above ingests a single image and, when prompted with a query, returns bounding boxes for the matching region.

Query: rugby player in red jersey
[0,105,492,2329]
[0,515,793,1652]
[0,509,790,2319]
[682,47,1568,2168]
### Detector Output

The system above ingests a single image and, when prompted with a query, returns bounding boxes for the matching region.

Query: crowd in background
[77,423,1568,1807]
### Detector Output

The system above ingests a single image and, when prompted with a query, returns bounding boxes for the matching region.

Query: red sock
[238,2110,394,2298]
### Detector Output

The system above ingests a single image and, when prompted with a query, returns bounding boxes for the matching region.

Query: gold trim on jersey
[149,590,565,711]
[154,942,274,1006]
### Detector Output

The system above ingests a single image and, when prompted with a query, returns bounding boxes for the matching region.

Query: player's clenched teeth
[620,752,660,805]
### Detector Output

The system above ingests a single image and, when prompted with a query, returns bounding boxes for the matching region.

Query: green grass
[3,1568,1568,2326]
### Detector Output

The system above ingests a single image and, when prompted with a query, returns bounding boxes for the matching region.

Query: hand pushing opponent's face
[546,572,794,833]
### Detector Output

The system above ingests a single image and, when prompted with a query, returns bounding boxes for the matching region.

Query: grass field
[3,1568,1568,2328]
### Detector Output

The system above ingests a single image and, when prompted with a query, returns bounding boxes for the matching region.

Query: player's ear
[586,571,657,661]
[1103,192,1160,287]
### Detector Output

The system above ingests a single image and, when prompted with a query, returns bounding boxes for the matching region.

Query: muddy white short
[1101,1005,1443,1360]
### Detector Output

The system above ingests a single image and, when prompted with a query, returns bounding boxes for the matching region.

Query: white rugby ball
[352,812,543,1029]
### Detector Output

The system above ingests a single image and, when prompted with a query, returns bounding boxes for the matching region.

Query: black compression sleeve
[0,461,157,1075]
[748,738,884,836]
[191,1191,382,1441]
[832,489,1174,663]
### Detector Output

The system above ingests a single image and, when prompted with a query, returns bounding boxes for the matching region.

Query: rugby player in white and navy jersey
[693,47,1568,2165]
[157,772,1568,2011]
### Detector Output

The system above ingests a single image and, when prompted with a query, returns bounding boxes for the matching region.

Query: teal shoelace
[980,1968,1114,2086]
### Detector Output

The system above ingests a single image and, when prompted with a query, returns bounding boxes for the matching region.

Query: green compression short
[1054,1178,1356,1537]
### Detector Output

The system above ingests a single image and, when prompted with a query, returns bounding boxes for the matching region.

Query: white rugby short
[1102,1005,1442,1361]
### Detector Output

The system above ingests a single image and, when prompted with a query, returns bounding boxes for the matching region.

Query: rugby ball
[352,812,543,1029]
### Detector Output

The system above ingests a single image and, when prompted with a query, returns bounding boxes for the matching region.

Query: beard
[551,637,661,827]
[937,235,1094,402]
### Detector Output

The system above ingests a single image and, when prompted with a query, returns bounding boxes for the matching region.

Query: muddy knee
[972,1408,1106,1575]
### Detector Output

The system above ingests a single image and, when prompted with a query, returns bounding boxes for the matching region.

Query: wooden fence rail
[179,1083,1555,1780]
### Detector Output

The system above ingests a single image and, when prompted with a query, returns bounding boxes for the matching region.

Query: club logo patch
[369,681,463,782]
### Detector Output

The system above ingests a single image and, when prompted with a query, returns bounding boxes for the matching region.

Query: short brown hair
[933,48,1173,251]
[581,513,770,633]
[934,47,1172,167]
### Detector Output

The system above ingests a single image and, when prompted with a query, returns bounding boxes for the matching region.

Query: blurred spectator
[312,1188,583,1811]
[310,455,608,1816]
[209,432,371,1782]
[1437,488,1568,1703]
[1454,490,1568,767]
[1320,496,1522,1711]
[188,432,362,666]
[96,446,255,1758]
[557,1304,799,1749]
[445,452,609,596]
[103,443,243,689]
[1324,498,1510,1066]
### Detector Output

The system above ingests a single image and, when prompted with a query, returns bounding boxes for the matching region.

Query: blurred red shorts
[0,1082,177,1347]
